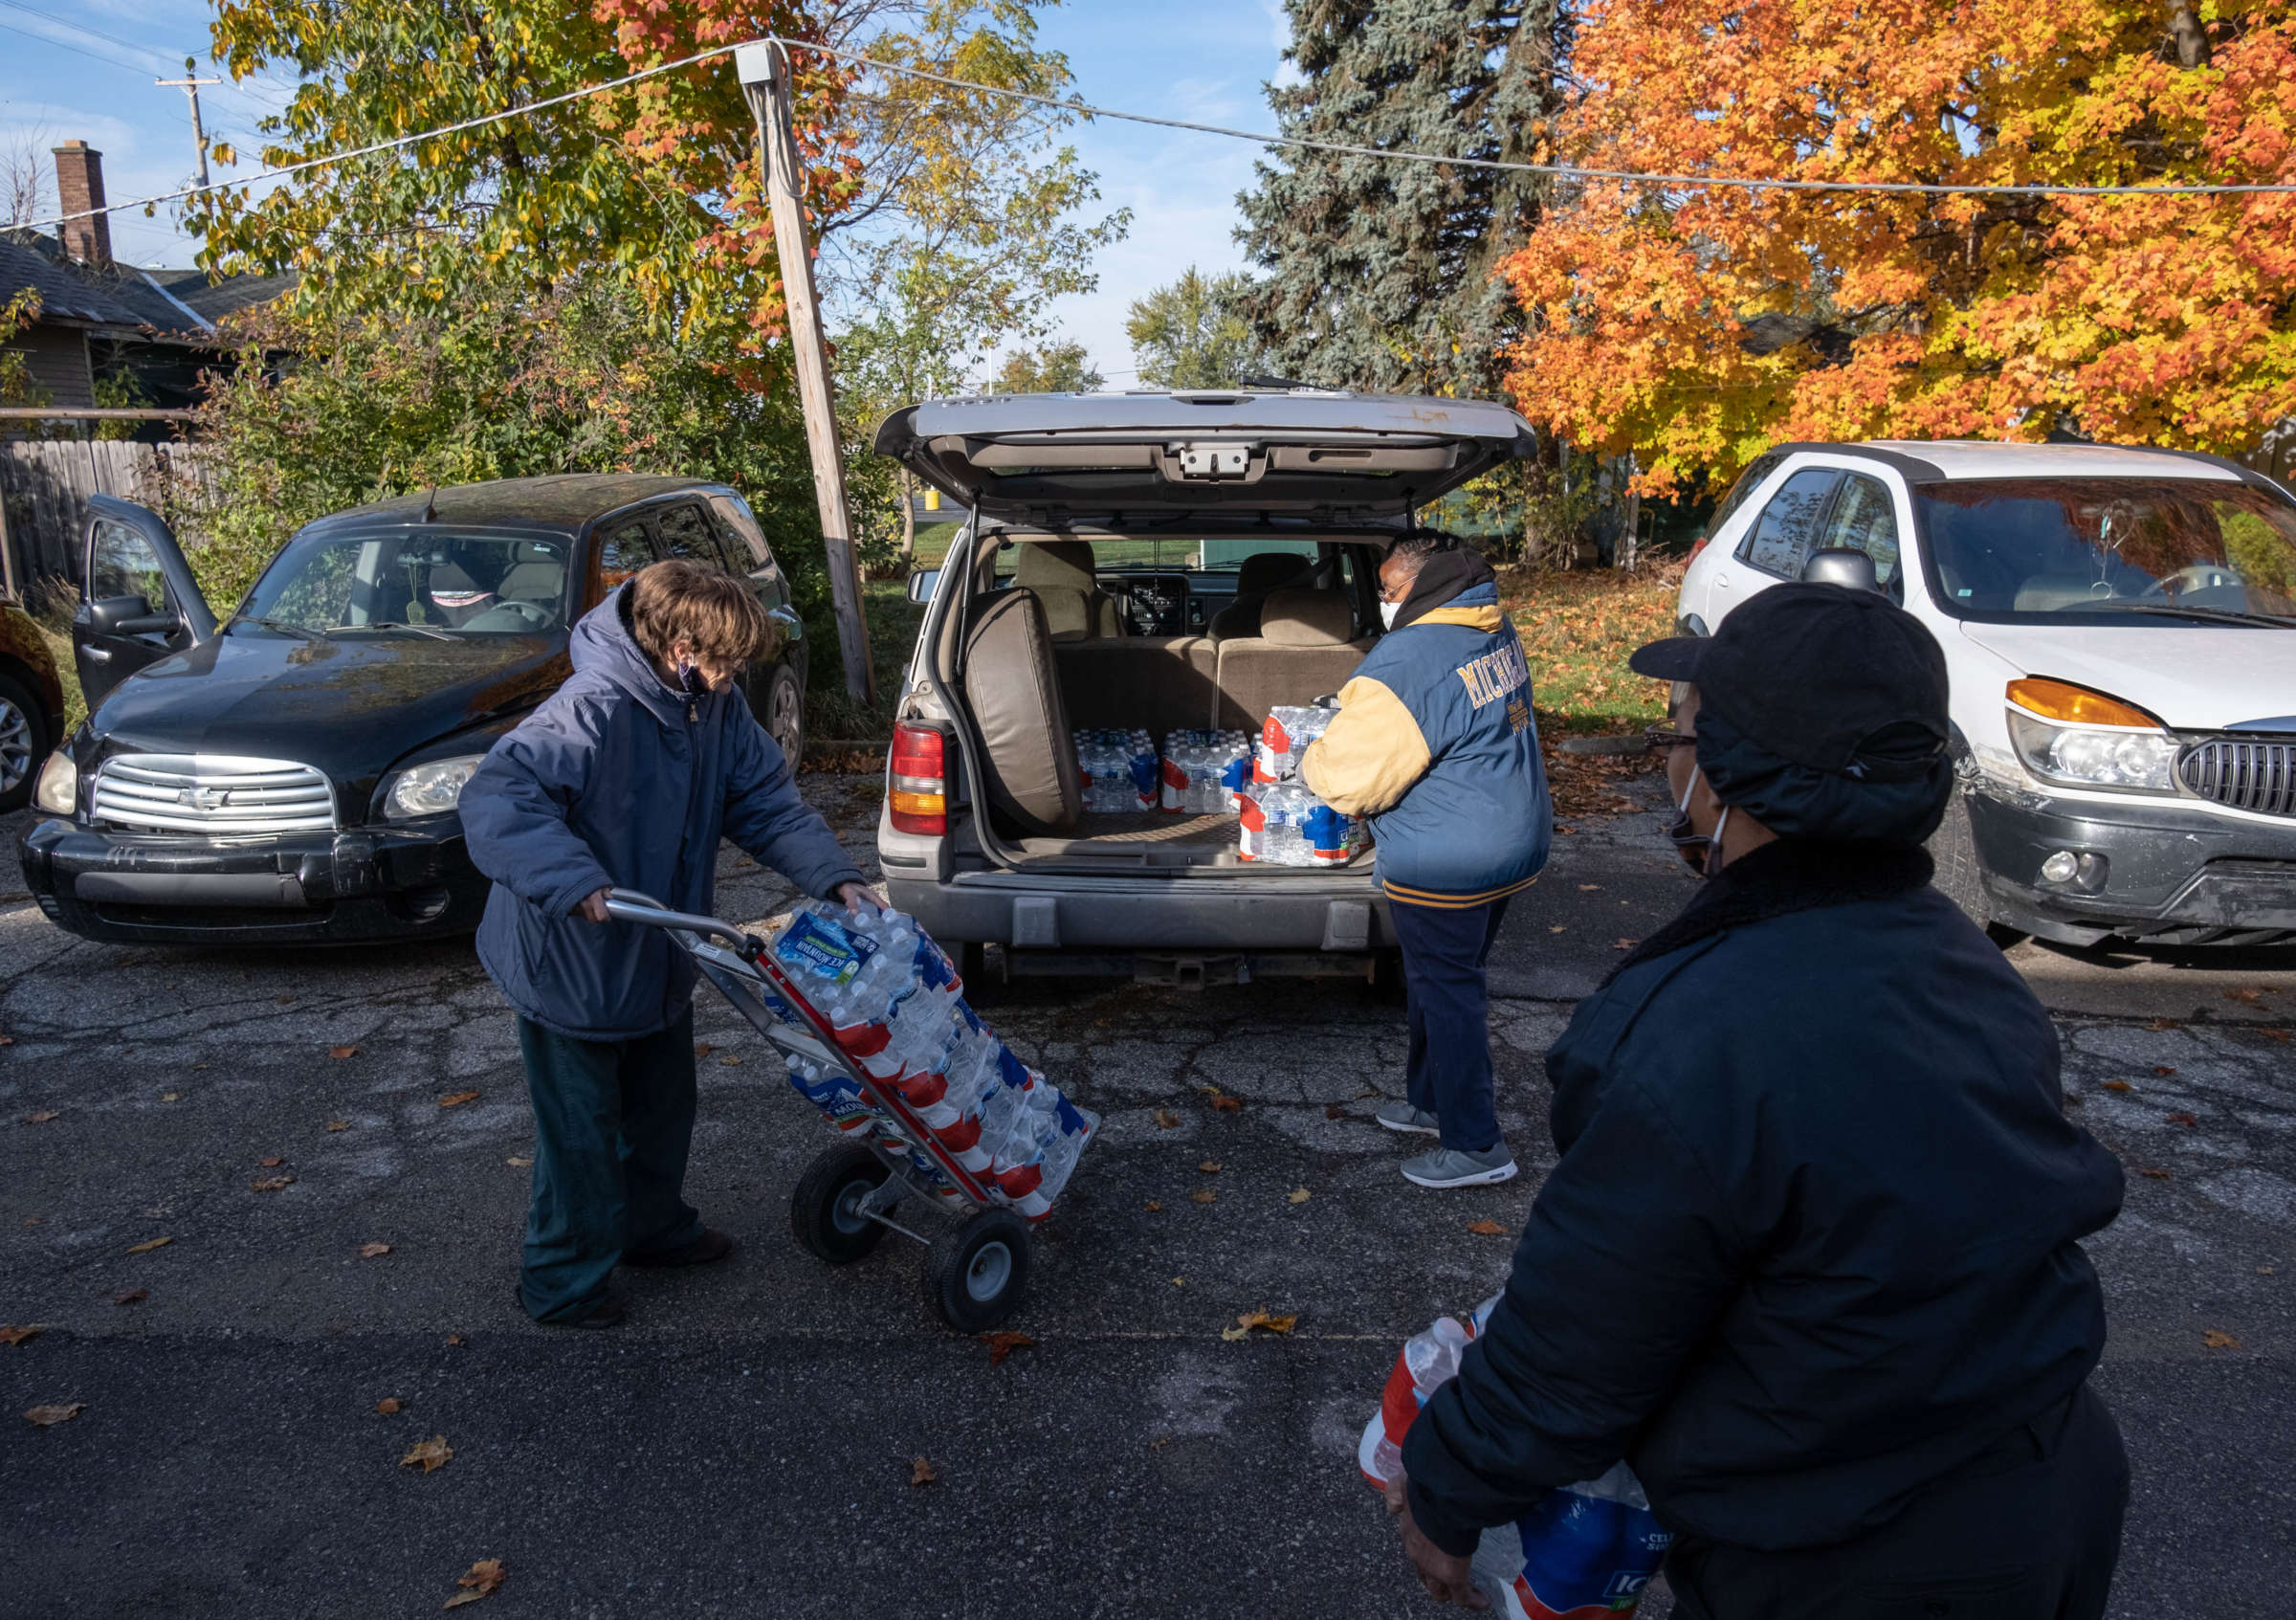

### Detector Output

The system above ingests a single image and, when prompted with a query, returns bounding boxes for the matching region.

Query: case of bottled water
[1072,727,1159,813]
[1235,781,1366,865]
[1255,704,1336,785]
[1358,1296,1673,1617]
[760,901,1097,1217]
[1159,729,1253,813]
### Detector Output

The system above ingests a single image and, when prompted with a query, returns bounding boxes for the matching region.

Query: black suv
[20,476,808,945]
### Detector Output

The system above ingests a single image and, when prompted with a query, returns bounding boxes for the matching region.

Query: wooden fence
[0,436,216,601]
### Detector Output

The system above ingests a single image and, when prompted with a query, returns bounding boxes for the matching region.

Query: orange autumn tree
[1499,1,2296,496]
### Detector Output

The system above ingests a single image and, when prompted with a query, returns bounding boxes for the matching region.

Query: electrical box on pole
[736,39,875,709]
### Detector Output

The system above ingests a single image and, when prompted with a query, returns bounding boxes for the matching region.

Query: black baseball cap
[1628,584,1949,780]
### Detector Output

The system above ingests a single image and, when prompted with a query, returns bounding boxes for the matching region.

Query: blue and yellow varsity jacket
[1299,581,1552,908]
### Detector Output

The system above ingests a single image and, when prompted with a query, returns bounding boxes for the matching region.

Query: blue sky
[0,0,1292,384]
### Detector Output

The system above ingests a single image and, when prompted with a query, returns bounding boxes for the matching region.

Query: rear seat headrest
[1258,588,1355,646]
[1013,541,1098,590]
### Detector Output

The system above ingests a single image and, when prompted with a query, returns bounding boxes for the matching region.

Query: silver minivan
[871,389,1538,988]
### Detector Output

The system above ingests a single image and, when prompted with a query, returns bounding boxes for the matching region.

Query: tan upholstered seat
[1207,551,1315,641]
[1012,540,1123,641]
[1211,588,1373,729]
[1053,637,1221,735]
[961,590,1083,836]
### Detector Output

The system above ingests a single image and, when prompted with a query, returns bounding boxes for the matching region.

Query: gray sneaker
[1375,1100,1442,1137]
[1401,1144,1518,1189]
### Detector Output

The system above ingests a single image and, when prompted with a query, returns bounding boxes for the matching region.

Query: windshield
[238,529,575,634]
[1917,477,2296,624]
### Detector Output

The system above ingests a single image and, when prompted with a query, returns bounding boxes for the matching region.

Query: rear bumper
[17,816,488,945]
[885,868,1393,954]
[1967,788,2296,945]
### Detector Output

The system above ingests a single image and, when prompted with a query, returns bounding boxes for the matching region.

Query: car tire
[1929,789,2022,945]
[762,663,804,767]
[0,673,50,813]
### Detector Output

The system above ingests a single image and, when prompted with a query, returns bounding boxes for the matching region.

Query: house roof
[0,231,290,344]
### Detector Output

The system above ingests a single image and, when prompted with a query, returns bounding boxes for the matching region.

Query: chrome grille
[92,753,337,835]
[2178,738,2296,819]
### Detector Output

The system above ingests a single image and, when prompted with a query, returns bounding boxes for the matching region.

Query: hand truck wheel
[922,1208,1031,1333]
[790,1143,896,1265]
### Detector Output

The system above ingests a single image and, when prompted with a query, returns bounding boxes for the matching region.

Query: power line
[17,31,2296,236]
[0,16,174,80]
[0,0,178,68]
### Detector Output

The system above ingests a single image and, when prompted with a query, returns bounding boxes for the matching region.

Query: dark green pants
[515,1007,705,1322]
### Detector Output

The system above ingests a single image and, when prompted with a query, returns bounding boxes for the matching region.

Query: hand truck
[603,889,1032,1332]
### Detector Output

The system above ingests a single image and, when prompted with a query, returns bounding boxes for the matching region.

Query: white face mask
[1380,600,1402,630]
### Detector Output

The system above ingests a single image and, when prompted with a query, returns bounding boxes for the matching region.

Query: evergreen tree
[1126,268,1270,388]
[1236,0,1570,399]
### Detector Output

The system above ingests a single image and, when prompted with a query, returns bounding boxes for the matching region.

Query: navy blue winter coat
[1402,840,2123,1556]
[462,584,863,1040]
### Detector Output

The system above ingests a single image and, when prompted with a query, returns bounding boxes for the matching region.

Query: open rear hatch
[872,388,1537,530]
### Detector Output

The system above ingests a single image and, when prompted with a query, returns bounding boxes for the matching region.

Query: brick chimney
[52,141,111,266]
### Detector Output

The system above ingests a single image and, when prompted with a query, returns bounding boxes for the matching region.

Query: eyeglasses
[1644,727,1696,753]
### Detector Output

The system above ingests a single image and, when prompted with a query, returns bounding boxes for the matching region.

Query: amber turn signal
[2005,677,2161,729]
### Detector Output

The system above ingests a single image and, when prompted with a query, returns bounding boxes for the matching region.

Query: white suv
[1678,440,2296,946]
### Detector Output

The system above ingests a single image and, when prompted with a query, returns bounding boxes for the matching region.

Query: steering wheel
[2140,564,2238,598]
[492,598,553,626]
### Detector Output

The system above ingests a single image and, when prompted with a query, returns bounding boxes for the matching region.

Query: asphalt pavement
[2,776,2292,1617]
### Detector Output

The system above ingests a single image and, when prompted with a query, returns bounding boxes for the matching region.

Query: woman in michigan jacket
[1302,532,1553,1188]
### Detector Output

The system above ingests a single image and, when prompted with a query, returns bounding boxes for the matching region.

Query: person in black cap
[1382,583,2128,1615]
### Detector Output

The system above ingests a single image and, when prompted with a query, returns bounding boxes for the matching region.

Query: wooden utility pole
[736,39,874,706]
[155,57,222,189]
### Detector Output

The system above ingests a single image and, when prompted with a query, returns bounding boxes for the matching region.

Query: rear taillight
[1687,536,1710,563]
[889,721,947,834]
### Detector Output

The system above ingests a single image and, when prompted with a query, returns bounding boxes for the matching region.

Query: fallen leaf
[252,1175,296,1192]
[2146,1017,2181,1032]
[2260,1266,2277,1276]
[1198,1161,1222,1173]
[443,1558,507,1609]
[1144,1200,1162,1211]
[359,1242,392,1258]
[2165,1112,2197,1127]
[328,1045,359,1060]
[2260,1029,2291,1043]
[506,1156,533,1168]
[0,1032,11,1045]
[1148,1435,1170,1452]
[1191,1188,1217,1205]
[694,1043,714,1058]
[1207,1095,1242,1114]
[111,1290,147,1307]
[1579,882,1605,892]
[444,1334,464,1347]
[2152,1066,2177,1077]
[0,1325,42,1346]
[1324,1104,1348,1120]
[23,1403,82,1427]
[326,1120,349,1132]
[1287,1187,1312,1205]
[982,1330,1034,1366]
[1548,924,1567,934]
[401,1435,453,1474]
[1220,1310,1298,1342]
[2201,1329,2241,1350]
[376,1397,403,1414]
[1612,938,1639,951]
[718,1054,742,1067]
[124,1236,172,1254]
[910,1454,937,1487]
[2102,1080,2133,1093]
[2224,988,2264,1006]
[25,1111,58,1124]
[21,1217,40,1227]
[1153,1109,1180,1129]
[260,1156,284,1168]
[160,1093,180,1102]
[2139,1166,2172,1180]
[1466,1218,1509,1236]
[1170,1276,1185,1287]
[438,1091,479,1109]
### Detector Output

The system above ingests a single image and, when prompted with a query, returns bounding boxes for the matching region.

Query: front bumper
[885,868,1393,960]
[16,816,489,945]
[1966,788,2296,945]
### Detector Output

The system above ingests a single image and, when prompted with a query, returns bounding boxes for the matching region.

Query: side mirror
[1800,548,1880,592]
[906,567,941,605]
[81,594,179,635]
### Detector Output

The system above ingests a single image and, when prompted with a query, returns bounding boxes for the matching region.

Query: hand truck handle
[602,889,764,956]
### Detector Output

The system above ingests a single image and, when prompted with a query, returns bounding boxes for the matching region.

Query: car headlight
[382,754,486,821]
[2005,678,2178,792]
[32,750,75,815]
